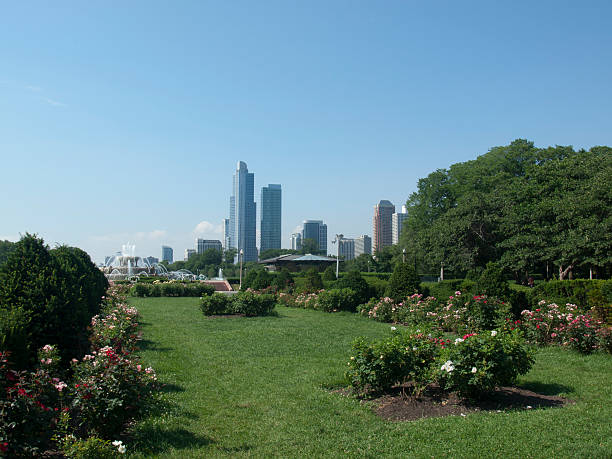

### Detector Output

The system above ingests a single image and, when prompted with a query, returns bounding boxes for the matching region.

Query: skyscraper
[223,218,230,249]
[260,184,282,253]
[373,200,395,253]
[228,161,257,262]
[354,235,372,257]
[161,245,173,263]
[338,238,355,261]
[301,220,327,255]
[392,205,408,245]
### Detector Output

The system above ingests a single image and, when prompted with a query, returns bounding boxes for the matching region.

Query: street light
[402,248,406,263]
[332,234,343,279]
[239,249,244,290]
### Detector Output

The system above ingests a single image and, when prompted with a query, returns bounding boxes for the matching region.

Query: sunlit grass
[128,297,612,458]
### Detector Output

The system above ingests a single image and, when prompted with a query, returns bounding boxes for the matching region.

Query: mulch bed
[336,384,572,421]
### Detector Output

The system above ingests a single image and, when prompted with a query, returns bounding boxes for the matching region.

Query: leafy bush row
[346,328,534,399]
[359,292,511,333]
[130,282,215,297]
[0,284,157,456]
[200,291,276,317]
[0,234,108,368]
[277,288,361,313]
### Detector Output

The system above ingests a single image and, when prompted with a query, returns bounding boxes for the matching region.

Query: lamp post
[239,249,244,290]
[402,248,406,263]
[332,234,344,279]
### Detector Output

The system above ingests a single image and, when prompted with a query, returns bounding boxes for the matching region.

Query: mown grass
[128,297,612,458]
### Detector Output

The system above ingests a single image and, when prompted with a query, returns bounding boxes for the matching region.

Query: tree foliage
[386,262,420,301]
[400,140,612,279]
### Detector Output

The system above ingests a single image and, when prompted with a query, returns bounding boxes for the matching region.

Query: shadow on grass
[517,381,574,396]
[160,383,185,394]
[139,339,173,352]
[129,425,213,454]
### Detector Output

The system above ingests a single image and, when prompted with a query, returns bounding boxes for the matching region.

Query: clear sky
[1,1,611,263]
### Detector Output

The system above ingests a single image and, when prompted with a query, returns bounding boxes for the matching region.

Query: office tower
[373,200,395,253]
[228,161,257,262]
[354,235,372,257]
[338,238,355,261]
[223,219,230,249]
[196,239,223,254]
[260,184,282,253]
[184,249,196,261]
[161,246,173,263]
[301,220,327,255]
[392,205,409,245]
[290,233,302,250]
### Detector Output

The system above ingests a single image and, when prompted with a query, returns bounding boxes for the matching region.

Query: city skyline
[2,2,611,263]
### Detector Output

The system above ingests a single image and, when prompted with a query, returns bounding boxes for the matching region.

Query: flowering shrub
[519,301,603,354]
[346,328,534,400]
[316,288,359,312]
[346,328,440,394]
[437,329,534,398]
[464,295,511,331]
[0,347,66,456]
[61,435,126,457]
[70,345,157,437]
[597,327,612,354]
[90,303,141,354]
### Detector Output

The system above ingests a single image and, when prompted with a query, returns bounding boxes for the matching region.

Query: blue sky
[1,1,611,263]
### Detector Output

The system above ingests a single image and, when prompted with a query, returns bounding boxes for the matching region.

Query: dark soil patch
[337,384,572,421]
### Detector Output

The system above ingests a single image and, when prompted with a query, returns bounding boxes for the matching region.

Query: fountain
[101,243,159,280]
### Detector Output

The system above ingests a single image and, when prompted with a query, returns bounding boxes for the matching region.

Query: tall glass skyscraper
[301,220,327,255]
[260,184,282,253]
[228,161,257,262]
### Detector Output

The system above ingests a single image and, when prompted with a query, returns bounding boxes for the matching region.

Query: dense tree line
[400,140,612,280]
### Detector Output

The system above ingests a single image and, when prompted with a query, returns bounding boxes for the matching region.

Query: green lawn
[127,297,612,458]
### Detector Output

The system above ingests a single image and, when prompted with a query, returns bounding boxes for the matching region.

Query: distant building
[228,161,257,262]
[161,246,173,264]
[338,238,355,261]
[260,184,282,253]
[104,256,112,265]
[354,235,372,257]
[290,233,302,250]
[301,220,327,255]
[223,219,230,249]
[196,239,223,254]
[259,253,336,272]
[373,200,395,253]
[392,205,408,245]
[144,256,159,266]
[184,249,196,261]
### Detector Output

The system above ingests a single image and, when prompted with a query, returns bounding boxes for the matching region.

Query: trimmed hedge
[200,291,276,317]
[130,282,215,297]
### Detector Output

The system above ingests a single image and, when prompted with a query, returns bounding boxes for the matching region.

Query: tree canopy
[399,140,612,279]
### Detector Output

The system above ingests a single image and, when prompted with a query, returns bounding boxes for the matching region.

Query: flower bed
[0,284,158,456]
[346,327,534,399]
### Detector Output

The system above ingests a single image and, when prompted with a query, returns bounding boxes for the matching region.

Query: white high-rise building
[354,235,372,257]
[392,205,408,245]
[290,233,302,250]
[184,249,196,261]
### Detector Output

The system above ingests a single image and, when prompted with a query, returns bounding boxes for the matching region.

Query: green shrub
[346,329,440,394]
[363,276,389,298]
[160,283,184,297]
[337,270,371,305]
[231,291,276,317]
[62,436,122,458]
[528,279,612,314]
[437,329,534,399]
[252,270,272,290]
[386,263,420,301]
[316,288,358,312]
[421,279,463,300]
[200,294,232,315]
[271,268,294,291]
[475,262,511,300]
[322,266,337,282]
[465,295,511,331]
[296,268,323,293]
[130,283,151,297]
[0,308,30,368]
